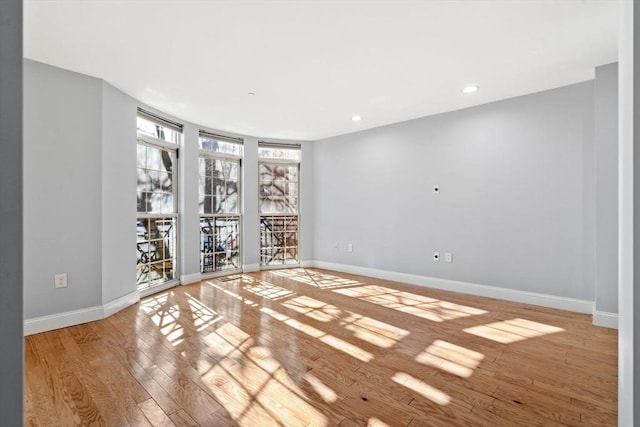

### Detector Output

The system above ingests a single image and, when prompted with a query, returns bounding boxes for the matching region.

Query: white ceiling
[24,0,619,141]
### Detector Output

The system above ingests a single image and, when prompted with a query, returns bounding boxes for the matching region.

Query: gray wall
[314,82,596,300]
[101,82,137,303]
[0,0,23,424]
[24,60,103,318]
[594,63,619,314]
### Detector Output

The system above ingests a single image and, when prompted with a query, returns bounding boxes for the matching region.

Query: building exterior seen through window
[259,143,301,266]
[199,133,243,274]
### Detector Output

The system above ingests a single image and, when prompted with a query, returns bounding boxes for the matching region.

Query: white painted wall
[179,122,201,281]
[101,81,137,303]
[618,0,636,424]
[300,141,315,263]
[594,63,619,316]
[242,136,260,270]
[314,82,596,301]
[24,60,103,318]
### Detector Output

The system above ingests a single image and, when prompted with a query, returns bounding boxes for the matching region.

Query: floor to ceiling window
[136,109,181,293]
[198,131,243,275]
[259,142,300,266]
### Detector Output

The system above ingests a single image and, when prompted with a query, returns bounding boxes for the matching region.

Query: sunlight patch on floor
[282,295,341,322]
[304,372,338,403]
[185,293,224,331]
[244,281,295,300]
[368,418,391,426]
[204,281,259,307]
[415,339,484,378]
[140,292,187,346]
[198,340,329,426]
[271,268,363,289]
[202,322,253,359]
[463,318,565,344]
[261,306,374,362]
[392,372,451,405]
[341,313,410,348]
[334,285,487,322]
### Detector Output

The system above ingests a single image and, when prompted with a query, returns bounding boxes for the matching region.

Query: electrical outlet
[445,252,453,263]
[348,243,353,252]
[54,273,68,288]
[433,252,440,261]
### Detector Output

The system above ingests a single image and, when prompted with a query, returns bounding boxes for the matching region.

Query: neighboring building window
[259,142,300,266]
[199,131,243,274]
[136,110,181,291]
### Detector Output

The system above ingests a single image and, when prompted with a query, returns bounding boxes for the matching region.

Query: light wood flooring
[24,268,618,426]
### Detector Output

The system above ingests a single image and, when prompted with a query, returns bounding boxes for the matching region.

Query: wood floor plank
[25,268,618,426]
[138,398,176,427]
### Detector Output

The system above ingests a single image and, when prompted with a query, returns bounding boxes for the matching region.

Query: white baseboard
[24,306,104,336]
[103,290,140,318]
[593,310,619,329]
[180,272,202,285]
[25,262,614,334]
[25,290,140,336]
[312,261,594,315]
[243,264,260,273]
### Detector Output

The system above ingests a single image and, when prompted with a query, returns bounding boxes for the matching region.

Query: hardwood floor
[24,268,618,426]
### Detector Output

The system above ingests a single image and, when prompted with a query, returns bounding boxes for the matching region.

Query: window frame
[198,133,243,277]
[136,115,181,295]
[258,142,301,268]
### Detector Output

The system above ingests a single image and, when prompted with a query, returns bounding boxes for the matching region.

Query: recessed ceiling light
[462,85,479,94]
[352,115,362,121]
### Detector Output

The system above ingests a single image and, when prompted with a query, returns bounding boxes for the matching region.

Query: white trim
[24,306,103,336]
[180,272,202,285]
[618,1,635,424]
[103,290,140,318]
[260,264,301,271]
[25,290,142,336]
[593,310,619,329]
[137,134,179,150]
[200,269,242,280]
[243,263,260,273]
[312,261,594,314]
[139,279,179,298]
[299,260,314,268]
[198,149,242,161]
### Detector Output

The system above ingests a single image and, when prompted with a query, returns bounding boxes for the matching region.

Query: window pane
[137,145,146,168]
[136,120,179,290]
[138,115,181,144]
[259,162,298,214]
[258,146,300,161]
[136,217,176,287]
[137,192,147,213]
[199,137,242,156]
[137,143,176,215]
[198,154,241,273]
[260,215,298,266]
[146,146,173,172]
[200,216,240,273]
